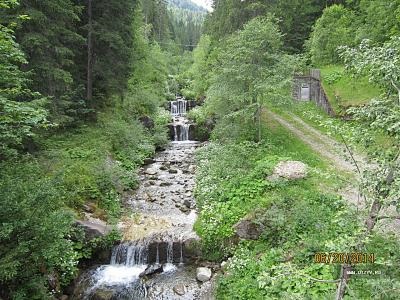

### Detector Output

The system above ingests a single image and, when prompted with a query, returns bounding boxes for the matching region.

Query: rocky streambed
[72,115,216,299]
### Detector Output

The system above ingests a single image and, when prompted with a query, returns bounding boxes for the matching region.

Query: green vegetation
[2,0,400,299]
[189,1,400,299]
[0,0,193,298]
[320,65,381,111]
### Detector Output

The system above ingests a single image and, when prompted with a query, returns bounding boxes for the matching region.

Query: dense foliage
[0,0,191,298]
[189,1,400,299]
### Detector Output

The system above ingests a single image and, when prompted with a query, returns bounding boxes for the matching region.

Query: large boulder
[233,217,263,240]
[271,160,308,180]
[196,267,212,282]
[183,237,202,260]
[75,220,111,240]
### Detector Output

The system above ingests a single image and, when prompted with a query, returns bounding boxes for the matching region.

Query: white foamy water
[162,263,177,273]
[92,265,147,286]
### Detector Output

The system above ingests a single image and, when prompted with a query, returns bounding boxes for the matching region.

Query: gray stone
[168,169,178,174]
[75,220,111,240]
[271,160,308,180]
[233,217,263,240]
[196,267,212,282]
[145,168,157,175]
[160,182,172,187]
[143,158,155,165]
[183,199,191,208]
[179,206,189,213]
[90,289,113,300]
[140,264,163,277]
[173,284,186,296]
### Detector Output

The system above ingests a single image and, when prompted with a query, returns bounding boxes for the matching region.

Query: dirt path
[268,111,363,206]
[268,110,400,235]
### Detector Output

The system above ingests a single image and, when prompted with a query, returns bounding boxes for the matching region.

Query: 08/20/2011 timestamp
[314,252,375,264]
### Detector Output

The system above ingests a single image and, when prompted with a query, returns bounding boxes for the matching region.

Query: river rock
[179,205,189,213]
[271,160,307,180]
[143,158,155,165]
[168,169,178,174]
[92,289,113,300]
[160,182,172,187]
[233,216,263,240]
[173,284,186,296]
[183,199,191,208]
[196,267,212,282]
[140,264,163,277]
[145,168,157,175]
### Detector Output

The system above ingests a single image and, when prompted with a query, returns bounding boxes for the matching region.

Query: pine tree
[15,0,85,125]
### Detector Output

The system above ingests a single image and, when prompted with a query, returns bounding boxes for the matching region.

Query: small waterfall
[179,242,184,265]
[166,241,174,263]
[180,124,189,141]
[111,241,149,266]
[156,243,159,265]
[170,97,193,142]
[173,125,178,141]
[171,99,187,116]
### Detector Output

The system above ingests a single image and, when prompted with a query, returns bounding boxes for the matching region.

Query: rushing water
[72,98,213,299]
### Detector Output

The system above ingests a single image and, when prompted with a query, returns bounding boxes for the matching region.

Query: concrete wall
[293,69,335,116]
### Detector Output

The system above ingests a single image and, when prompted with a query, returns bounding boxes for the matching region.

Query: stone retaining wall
[293,69,335,116]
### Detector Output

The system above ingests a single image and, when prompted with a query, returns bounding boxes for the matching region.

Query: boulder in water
[90,288,114,300]
[168,169,178,174]
[145,168,157,175]
[173,284,186,296]
[143,158,155,165]
[196,267,212,282]
[179,205,189,213]
[140,264,163,277]
[183,199,191,208]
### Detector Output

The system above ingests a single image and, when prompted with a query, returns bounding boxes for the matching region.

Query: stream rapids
[72,98,214,299]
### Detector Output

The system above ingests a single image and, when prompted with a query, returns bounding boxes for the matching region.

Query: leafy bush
[0,159,78,299]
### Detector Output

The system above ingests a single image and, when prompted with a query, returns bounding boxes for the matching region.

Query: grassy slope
[194,112,360,298]
[320,65,381,113]
[197,110,400,299]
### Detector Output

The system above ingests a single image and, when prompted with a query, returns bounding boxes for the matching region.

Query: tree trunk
[87,0,93,104]
[335,264,352,300]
